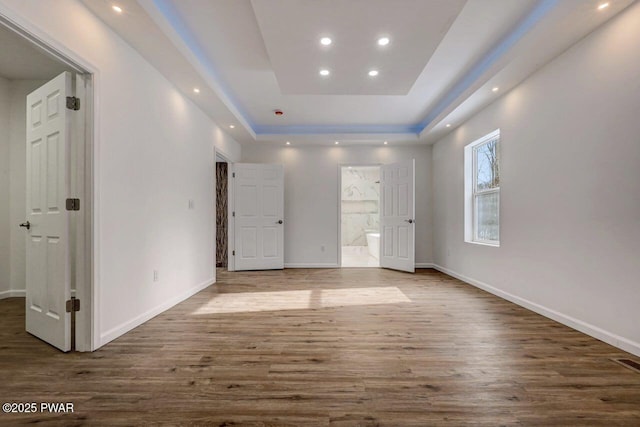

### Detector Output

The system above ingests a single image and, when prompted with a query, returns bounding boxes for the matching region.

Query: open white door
[233,163,284,270]
[24,72,73,351]
[380,159,415,273]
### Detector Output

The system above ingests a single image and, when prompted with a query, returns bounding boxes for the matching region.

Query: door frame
[213,147,234,272]
[0,11,97,351]
[337,163,382,268]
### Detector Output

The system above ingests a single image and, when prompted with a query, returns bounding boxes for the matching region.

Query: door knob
[277,220,283,224]
[404,219,414,224]
[19,221,31,230]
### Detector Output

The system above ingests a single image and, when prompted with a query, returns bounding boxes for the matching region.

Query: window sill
[465,240,500,248]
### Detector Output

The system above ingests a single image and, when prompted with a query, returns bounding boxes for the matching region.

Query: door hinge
[232,211,235,217]
[232,250,235,256]
[66,198,80,211]
[232,172,236,178]
[66,298,80,313]
[66,96,80,111]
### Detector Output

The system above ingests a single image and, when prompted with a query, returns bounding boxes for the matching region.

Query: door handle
[404,219,414,224]
[277,220,283,224]
[19,221,31,230]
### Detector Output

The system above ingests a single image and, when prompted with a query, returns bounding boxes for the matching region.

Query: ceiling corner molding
[254,132,420,146]
[253,124,422,136]
[137,0,257,139]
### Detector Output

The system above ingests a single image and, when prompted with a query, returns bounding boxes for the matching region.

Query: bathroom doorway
[340,165,380,267]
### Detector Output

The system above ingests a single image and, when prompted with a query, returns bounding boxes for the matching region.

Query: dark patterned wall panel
[216,163,228,267]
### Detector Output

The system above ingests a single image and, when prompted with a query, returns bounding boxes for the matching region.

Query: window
[464,129,500,246]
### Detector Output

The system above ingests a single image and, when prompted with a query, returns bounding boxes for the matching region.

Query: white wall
[241,145,433,267]
[0,0,241,348]
[214,126,241,164]
[0,75,9,295]
[432,2,640,356]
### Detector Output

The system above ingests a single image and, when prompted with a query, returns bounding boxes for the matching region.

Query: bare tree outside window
[475,139,499,190]
[472,135,500,243]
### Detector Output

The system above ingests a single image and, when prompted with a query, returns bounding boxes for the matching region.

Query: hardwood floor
[1,268,639,426]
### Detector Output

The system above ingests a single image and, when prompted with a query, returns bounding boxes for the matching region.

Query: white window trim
[464,129,500,247]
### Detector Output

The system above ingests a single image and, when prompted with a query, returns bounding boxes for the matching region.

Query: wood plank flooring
[1,268,639,426]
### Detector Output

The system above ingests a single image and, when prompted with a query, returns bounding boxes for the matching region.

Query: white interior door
[24,72,73,351]
[380,159,415,273]
[233,163,284,270]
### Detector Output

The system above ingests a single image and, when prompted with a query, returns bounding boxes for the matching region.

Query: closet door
[233,163,284,270]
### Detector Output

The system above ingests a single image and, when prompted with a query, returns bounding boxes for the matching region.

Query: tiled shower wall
[341,167,380,246]
[216,162,228,267]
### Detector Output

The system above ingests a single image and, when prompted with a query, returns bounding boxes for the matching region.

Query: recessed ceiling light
[598,2,610,10]
[335,141,339,145]
[320,37,332,46]
[492,87,499,92]
[384,141,388,145]
[193,88,200,93]
[319,69,330,77]
[377,37,390,46]
[446,124,451,128]
[368,70,379,77]
[229,125,235,129]
[286,141,291,145]
[112,5,123,13]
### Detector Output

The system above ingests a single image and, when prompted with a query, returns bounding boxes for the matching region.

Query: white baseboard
[0,289,26,299]
[432,264,640,357]
[99,278,214,348]
[283,263,434,269]
[285,263,339,268]
[415,263,435,269]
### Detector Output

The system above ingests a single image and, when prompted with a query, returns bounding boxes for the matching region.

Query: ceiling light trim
[253,124,423,135]
[255,132,420,145]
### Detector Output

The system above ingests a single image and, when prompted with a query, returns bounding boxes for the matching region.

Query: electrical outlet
[320,245,325,252]
[188,199,195,210]
[153,270,159,282]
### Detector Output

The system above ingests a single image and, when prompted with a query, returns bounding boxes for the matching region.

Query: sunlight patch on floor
[192,286,411,315]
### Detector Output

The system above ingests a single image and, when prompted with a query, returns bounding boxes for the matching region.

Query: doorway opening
[215,153,229,269]
[340,165,380,267]
[0,16,94,352]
